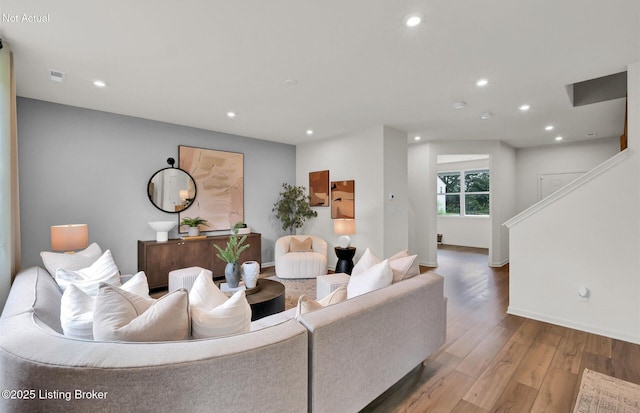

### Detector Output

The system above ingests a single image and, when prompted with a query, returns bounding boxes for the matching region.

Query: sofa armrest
[298,272,447,413]
[274,236,290,260]
[310,236,327,256]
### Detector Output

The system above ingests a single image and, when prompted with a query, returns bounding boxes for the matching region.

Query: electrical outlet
[578,286,590,301]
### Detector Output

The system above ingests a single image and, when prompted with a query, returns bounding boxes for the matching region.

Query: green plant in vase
[181,216,209,237]
[214,222,250,288]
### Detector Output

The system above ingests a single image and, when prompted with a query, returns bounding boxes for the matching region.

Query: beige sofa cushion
[389,255,420,282]
[296,286,347,317]
[40,242,103,275]
[290,237,313,252]
[93,284,190,342]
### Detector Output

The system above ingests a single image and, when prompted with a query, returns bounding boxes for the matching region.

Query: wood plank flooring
[361,245,640,413]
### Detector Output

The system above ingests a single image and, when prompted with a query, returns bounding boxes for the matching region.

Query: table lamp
[333,219,355,248]
[51,224,89,253]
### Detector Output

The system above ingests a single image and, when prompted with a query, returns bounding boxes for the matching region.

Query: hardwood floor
[361,244,640,413]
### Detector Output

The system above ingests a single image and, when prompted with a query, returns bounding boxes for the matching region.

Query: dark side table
[334,247,356,275]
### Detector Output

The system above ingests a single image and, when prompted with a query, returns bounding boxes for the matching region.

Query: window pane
[465,194,490,215]
[437,194,460,215]
[437,173,460,193]
[465,171,490,192]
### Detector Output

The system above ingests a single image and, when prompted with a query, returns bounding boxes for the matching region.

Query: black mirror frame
[147,158,197,214]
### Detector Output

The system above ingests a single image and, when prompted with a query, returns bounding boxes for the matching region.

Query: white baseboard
[490,258,509,267]
[261,262,274,268]
[507,306,640,345]
[419,260,438,268]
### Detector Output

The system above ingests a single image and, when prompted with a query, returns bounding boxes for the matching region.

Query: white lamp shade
[51,224,89,252]
[333,219,356,235]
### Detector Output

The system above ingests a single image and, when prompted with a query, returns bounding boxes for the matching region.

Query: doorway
[435,154,492,264]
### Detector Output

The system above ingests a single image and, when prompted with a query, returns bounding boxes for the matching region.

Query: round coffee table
[246,279,285,321]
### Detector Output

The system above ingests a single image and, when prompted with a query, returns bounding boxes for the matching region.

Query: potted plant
[214,222,250,288]
[272,183,318,234]
[181,216,209,237]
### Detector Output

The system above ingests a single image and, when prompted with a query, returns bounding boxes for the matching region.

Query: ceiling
[1,1,638,148]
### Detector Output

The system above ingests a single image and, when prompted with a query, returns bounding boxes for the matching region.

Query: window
[437,169,489,216]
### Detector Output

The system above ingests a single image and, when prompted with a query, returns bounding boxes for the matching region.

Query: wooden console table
[138,233,261,289]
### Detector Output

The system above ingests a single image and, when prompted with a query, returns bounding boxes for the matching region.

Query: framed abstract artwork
[178,145,244,232]
[309,170,330,207]
[331,180,355,219]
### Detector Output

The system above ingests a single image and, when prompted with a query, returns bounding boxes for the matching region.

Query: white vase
[242,261,260,289]
[188,226,200,237]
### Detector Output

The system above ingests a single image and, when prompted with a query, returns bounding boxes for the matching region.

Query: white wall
[506,62,640,344]
[408,141,517,267]
[383,126,409,256]
[296,125,408,268]
[437,217,490,248]
[515,138,619,212]
[437,158,490,249]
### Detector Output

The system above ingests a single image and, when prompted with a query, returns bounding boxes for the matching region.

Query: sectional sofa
[0,266,447,412]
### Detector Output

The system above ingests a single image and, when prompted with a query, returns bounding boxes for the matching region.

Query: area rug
[573,368,640,413]
[265,276,316,310]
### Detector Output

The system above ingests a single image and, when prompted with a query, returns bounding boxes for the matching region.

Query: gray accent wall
[17,98,295,275]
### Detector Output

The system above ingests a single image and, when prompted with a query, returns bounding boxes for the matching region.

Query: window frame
[437,168,490,217]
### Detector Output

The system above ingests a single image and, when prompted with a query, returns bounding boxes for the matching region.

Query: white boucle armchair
[274,235,328,279]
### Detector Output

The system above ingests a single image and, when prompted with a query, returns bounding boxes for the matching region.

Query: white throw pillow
[55,250,121,296]
[118,271,150,297]
[189,272,251,339]
[351,248,381,276]
[347,259,393,298]
[60,284,95,340]
[93,283,190,342]
[189,270,229,309]
[60,272,151,340]
[41,242,103,275]
[389,255,420,283]
[296,285,347,317]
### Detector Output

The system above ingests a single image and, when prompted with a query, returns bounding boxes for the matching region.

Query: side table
[334,247,356,275]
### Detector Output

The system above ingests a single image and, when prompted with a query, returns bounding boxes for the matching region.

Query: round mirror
[147,160,197,213]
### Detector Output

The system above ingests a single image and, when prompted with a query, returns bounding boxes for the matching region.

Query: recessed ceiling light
[545,125,554,131]
[480,112,492,120]
[414,136,422,141]
[555,136,563,141]
[284,79,298,86]
[93,80,107,88]
[476,79,489,87]
[519,104,531,111]
[306,129,314,136]
[403,13,423,27]
[226,111,236,118]
[451,101,466,109]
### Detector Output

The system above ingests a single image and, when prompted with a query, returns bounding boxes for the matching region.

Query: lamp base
[337,235,351,248]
